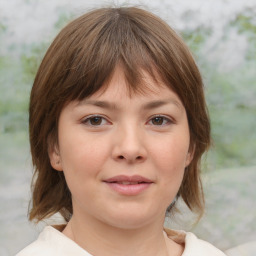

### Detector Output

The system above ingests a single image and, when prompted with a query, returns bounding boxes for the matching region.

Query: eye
[82,115,109,126]
[148,115,172,126]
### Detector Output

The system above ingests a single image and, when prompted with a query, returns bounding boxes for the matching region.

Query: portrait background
[0,0,255,255]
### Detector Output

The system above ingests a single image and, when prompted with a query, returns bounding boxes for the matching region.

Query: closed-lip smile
[103,175,153,195]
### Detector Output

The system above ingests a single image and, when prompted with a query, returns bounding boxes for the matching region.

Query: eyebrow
[78,100,118,109]
[142,99,182,110]
[78,99,182,110]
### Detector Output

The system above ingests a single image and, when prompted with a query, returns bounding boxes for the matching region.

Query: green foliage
[0,55,30,133]
[232,12,256,34]
[54,8,75,30]
[204,60,256,168]
[0,36,48,134]
[0,55,6,68]
[231,11,256,61]
[182,26,212,54]
[0,22,7,34]
[20,43,48,83]
[0,10,69,135]
[180,10,256,168]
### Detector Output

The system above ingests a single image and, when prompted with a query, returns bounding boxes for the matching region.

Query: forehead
[90,66,182,104]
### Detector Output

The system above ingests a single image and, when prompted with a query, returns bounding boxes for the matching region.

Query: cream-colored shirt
[16,226,226,256]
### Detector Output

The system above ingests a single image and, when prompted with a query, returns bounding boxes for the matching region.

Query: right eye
[147,115,173,127]
[82,115,109,126]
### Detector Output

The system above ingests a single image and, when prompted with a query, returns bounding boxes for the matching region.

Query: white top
[225,241,256,256]
[16,226,226,256]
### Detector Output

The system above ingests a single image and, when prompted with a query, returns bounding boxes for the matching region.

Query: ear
[48,145,63,171]
[185,144,195,167]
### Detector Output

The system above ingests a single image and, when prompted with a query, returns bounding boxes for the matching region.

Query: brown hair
[29,6,211,222]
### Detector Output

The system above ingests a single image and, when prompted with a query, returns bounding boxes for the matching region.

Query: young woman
[17,6,226,256]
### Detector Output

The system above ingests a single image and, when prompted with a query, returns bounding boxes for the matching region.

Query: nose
[112,124,147,164]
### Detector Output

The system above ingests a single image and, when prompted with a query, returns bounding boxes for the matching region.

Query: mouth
[103,175,153,184]
[109,181,149,185]
[103,175,153,195]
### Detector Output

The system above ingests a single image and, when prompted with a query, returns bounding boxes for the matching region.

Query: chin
[101,207,164,230]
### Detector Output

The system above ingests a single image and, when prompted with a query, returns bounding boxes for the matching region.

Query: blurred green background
[0,0,255,255]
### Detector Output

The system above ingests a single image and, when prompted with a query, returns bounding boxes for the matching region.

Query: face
[50,67,193,230]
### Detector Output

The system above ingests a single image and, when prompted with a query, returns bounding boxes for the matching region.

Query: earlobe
[185,151,193,167]
[185,144,195,167]
[49,146,63,171]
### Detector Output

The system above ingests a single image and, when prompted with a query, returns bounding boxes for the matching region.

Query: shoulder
[164,228,227,256]
[16,226,91,256]
[183,232,226,255]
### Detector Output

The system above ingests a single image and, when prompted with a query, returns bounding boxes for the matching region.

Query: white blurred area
[1,0,255,66]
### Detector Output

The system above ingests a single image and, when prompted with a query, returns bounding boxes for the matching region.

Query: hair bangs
[56,7,169,103]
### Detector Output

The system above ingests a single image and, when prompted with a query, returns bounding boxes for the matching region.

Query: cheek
[148,134,189,191]
[59,134,111,178]
[151,135,190,170]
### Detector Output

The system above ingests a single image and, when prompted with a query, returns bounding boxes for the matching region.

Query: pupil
[91,117,101,125]
[153,117,163,125]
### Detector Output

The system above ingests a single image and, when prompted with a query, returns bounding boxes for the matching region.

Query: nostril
[116,155,144,161]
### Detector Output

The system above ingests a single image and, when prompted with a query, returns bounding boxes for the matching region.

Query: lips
[103,175,153,196]
[104,175,153,183]
[115,181,145,185]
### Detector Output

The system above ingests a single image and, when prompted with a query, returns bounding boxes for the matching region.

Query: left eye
[148,116,171,126]
[82,116,108,126]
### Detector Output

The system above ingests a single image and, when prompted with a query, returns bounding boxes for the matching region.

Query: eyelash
[81,115,173,127]
[81,115,110,126]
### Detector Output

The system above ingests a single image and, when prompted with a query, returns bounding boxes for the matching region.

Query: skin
[49,67,193,256]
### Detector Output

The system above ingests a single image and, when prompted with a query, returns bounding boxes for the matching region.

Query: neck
[62,213,181,256]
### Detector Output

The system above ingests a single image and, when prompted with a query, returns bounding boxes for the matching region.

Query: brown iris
[151,117,164,125]
[89,116,103,125]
